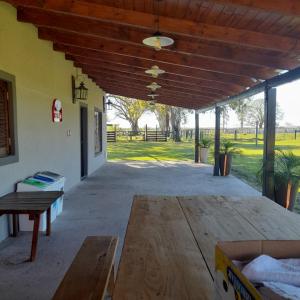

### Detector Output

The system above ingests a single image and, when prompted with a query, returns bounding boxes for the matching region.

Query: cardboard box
[215,240,300,300]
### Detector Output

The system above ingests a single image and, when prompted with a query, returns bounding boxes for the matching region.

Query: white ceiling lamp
[145,65,166,78]
[149,100,157,106]
[148,91,159,99]
[147,82,161,91]
[142,0,174,51]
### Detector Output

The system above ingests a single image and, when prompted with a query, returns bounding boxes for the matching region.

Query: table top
[0,191,64,213]
[113,195,300,300]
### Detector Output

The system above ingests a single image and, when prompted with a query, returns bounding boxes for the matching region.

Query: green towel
[23,178,47,188]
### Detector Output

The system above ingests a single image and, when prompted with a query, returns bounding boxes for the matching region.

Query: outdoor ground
[0,161,259,300]
[108,132,300,212]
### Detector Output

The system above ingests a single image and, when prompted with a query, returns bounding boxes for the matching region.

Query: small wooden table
[113,195,300,299]
[0,191,63,262]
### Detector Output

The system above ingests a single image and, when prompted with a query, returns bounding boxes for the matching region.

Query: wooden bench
[53,236,118,300]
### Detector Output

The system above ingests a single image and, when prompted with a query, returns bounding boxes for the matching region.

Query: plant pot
[219,153,232,176]
[200,147,209,163]
[274,181,299,211]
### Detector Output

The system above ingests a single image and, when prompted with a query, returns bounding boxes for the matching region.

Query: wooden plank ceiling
[5,0,300,109]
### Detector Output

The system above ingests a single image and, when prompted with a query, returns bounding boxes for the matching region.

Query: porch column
[195,110,199,163]
[262,87,276,200]
[213,106,221,176]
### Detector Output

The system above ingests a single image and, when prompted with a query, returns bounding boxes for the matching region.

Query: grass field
[107,132,300,211]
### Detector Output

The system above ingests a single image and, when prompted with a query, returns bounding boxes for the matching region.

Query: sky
[107,79,300,129]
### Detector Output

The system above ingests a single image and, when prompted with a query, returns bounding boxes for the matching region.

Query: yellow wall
[0,2,107,239]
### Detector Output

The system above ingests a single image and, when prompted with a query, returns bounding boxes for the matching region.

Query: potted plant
[219,141,240,176]
[199,137,212,163]
[273,150,300,210]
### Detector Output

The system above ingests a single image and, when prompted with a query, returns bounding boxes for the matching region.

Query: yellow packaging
[215,240,300,300]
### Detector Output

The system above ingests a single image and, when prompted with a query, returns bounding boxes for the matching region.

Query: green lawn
[107,140,194,162]
[107,133,300,212]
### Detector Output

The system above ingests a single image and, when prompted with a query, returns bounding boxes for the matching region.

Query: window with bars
[0,71,17,165]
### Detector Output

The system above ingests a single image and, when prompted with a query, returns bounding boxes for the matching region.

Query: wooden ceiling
[5,0,300,109]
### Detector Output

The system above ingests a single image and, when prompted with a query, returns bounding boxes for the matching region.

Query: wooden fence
[107,127,167,142]
[107,126,300,143]
[107,131,117,142]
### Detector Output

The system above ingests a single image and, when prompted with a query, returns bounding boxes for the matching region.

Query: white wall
[0,2,107,240]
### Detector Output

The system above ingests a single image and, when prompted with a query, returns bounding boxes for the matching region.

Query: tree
[220,106,230,131]
[153,104,170,132]
[109,95,150,133]
[229,99,250,129]
[169,106,188,142]
[244,97,283,128]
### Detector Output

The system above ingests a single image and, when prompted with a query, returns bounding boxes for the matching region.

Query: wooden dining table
[113,195,300,299]
[0,191,63,261]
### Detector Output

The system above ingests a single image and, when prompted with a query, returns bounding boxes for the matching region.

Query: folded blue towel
[34,175,55,183]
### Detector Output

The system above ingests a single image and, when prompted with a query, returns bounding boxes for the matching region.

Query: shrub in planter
[273,150,300,211]
[219,141,240,176]
[199,137,212,163]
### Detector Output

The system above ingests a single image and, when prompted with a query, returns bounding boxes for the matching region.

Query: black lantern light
[106,98,113,111]
[75,82,88,101]
[72,75,89,103]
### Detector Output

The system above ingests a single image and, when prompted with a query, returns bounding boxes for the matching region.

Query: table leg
[46,207,51,236]
[30,214,40,262]
[12,214,18,237]
[107,264,115,297]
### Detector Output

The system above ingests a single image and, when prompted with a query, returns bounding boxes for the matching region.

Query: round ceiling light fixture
[143,32,174,51]
[142,0,174,51]
[147,82,161,91]
[145,65,166,78]
[148,91,159,99]
[149,100,157,106]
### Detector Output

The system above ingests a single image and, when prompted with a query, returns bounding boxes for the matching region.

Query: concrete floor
[0,161,259,300]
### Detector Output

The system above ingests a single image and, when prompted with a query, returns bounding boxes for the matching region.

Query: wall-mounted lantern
[72,75,88,103]
[106,98,113,111]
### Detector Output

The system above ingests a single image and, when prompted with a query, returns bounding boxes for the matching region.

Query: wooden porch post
[262,86,276,200]
[195,110,199,163]
[213,106,221,176]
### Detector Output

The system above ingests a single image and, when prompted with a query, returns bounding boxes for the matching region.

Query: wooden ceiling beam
[9,0,300,52]
[105,86,213,108]
[77,63,227,97]
[89,71,221,100]
[211,0,300,17]
[56,44,256,87]
[17,6,298,70]
[93,76,214,101]
[71,60,244,94]
[99,82,211,103]
[76,61,232,95]
[91,73,222,99]
[38,27,275,79]
[99,84,212,109]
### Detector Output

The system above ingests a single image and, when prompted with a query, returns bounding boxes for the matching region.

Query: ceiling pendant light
[147,82,161,91]
[148,91,159,98]
[142,0,174,51]
[145,65,166,78]
[149,100,157,106]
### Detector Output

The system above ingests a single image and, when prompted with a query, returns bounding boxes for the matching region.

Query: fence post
[234,129,237,140]
[114,125,117,142]
[295,130,297,140]
[156,125,158,142]
[262,86,276,200]
[145,125,148,142]
[255,121,259,147]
